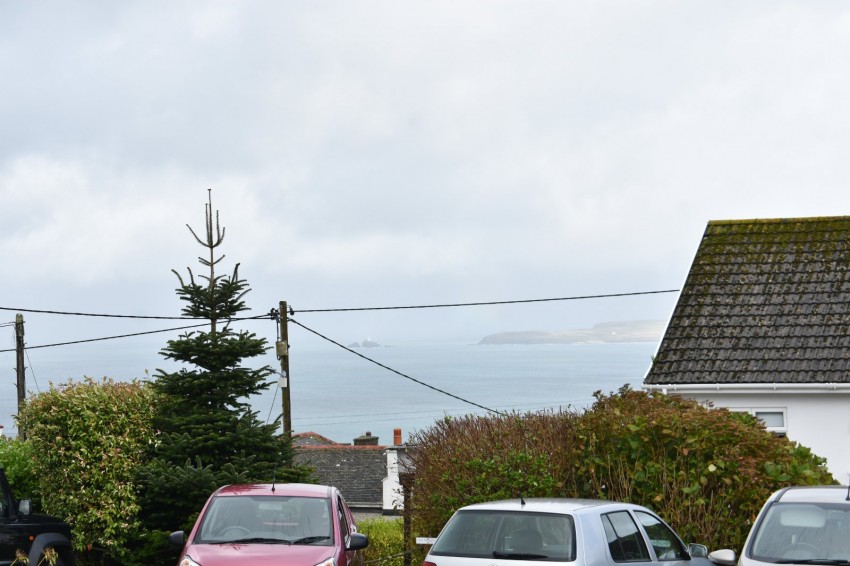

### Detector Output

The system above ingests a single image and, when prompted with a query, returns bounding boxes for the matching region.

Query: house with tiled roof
[643,216,850,483]
[293,429,408,517]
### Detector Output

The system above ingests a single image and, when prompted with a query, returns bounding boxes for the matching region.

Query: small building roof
[644,216,850,386]
[292,431,346,447]
[293,433,388,510]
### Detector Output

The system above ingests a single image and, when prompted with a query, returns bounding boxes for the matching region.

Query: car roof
[456,498,641,514]
[213,483,335,498]
[773,486,850,504]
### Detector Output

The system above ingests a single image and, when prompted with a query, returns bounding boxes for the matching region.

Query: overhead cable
[0,289,676,352]
[291,289,679,313]
[0,316,267,353]
[287,317,507,417]
[0,306,208,320]
[290,398,586,422]
[0,289,678,320]
[293,399,596,429]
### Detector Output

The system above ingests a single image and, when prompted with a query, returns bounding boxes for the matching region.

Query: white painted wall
[382,448,404,513]
[680,391,850,484]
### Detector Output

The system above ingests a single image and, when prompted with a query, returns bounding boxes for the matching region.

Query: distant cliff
[478,320,666,345]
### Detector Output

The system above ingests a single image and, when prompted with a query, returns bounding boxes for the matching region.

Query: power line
[297,398,596,422]
[291,289,679,313]
[0,289,678,320]
[0,316,267,353]
[291,399,598,430]
[287,317,507,416]
[0,306,206,320]
[24,347,41,394]
[0,288,676,352]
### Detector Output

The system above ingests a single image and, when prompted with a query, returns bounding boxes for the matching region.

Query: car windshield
[749,502,850,563]
[194,495,333,545]
[429,509,576,561]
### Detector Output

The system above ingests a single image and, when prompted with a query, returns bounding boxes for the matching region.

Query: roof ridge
[708,215,850,226]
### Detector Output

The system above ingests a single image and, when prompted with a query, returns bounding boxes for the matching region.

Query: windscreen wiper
[214,537,293,544]
[293,536,331,544]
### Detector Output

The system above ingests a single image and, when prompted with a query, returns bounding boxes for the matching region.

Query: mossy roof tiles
[293,446,386,507]
[644,216,850,385]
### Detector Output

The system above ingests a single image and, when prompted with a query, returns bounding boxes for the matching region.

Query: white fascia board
[642,383,850,394]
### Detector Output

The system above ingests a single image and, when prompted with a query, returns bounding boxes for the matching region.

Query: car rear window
[429,509,576,561]
[749,502,850,562]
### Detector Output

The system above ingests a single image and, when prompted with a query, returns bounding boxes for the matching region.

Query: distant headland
[348,338,383,348]
[478,320,666,345]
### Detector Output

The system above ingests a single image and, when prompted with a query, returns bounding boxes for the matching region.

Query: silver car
[422,498,710,566]
[710,486,850,566]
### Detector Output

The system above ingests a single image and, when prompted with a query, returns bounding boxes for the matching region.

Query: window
[755,411,785,430]
[730,408,787,436]
[337,496,350,545]
[602,511,651,562]
[749,502,850,561]
[634,511,689,561]
[195,495,333,544]
[429,509,576,561]
[0,481,8,518]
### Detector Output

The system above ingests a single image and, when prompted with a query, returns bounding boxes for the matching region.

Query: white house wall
[682,392,850,484]
[382,448,403,513]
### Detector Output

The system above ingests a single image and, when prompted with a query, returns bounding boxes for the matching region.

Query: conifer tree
[139,191,309,532]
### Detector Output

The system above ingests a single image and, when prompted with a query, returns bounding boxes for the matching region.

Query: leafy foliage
[11,545,59,566]
[359,518,405,566]
[20,378,157,560]
[0,437,39,509]
[407,386,835,553]
[357,517,429,566]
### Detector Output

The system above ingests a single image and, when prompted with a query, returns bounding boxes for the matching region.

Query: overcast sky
[2,2,850,427]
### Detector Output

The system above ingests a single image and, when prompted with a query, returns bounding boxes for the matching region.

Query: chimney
[393,427,402,446]
[353,431,379,446]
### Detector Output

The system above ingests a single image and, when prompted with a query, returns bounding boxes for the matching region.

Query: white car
[422,498,710,566]
[710,486,850,566]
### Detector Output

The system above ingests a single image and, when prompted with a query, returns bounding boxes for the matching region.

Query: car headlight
[179,556,201,566]
[314,557,336,566]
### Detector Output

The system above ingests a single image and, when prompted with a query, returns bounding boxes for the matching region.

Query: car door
[633,510,692,566]
[602,509,654,563]
[0,471,22,563]
[337,494,363,566]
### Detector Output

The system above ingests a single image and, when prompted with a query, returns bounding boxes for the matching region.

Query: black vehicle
[0,467,74,566]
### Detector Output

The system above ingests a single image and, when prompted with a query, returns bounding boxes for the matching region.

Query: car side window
[337,496,351,543]
[602,511,652,562]
[634,511,689,561]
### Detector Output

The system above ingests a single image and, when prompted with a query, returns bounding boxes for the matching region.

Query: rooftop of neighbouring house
[644,216,850,386]
[292,430,404,509]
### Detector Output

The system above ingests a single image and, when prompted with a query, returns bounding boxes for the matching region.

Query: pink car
[169,483,369,566]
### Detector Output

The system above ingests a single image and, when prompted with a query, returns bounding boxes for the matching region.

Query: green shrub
[21,377,158,562]
[359,517,405,566]
[0,438,39,509]
[573,387,834,550]
[406,387,835,554]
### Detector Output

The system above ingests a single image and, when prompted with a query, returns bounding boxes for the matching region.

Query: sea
[0,340,658,444]
[258,340,657,444]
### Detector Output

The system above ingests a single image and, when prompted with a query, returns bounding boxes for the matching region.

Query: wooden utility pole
[15,314,25,440]
[276,301,291,439]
